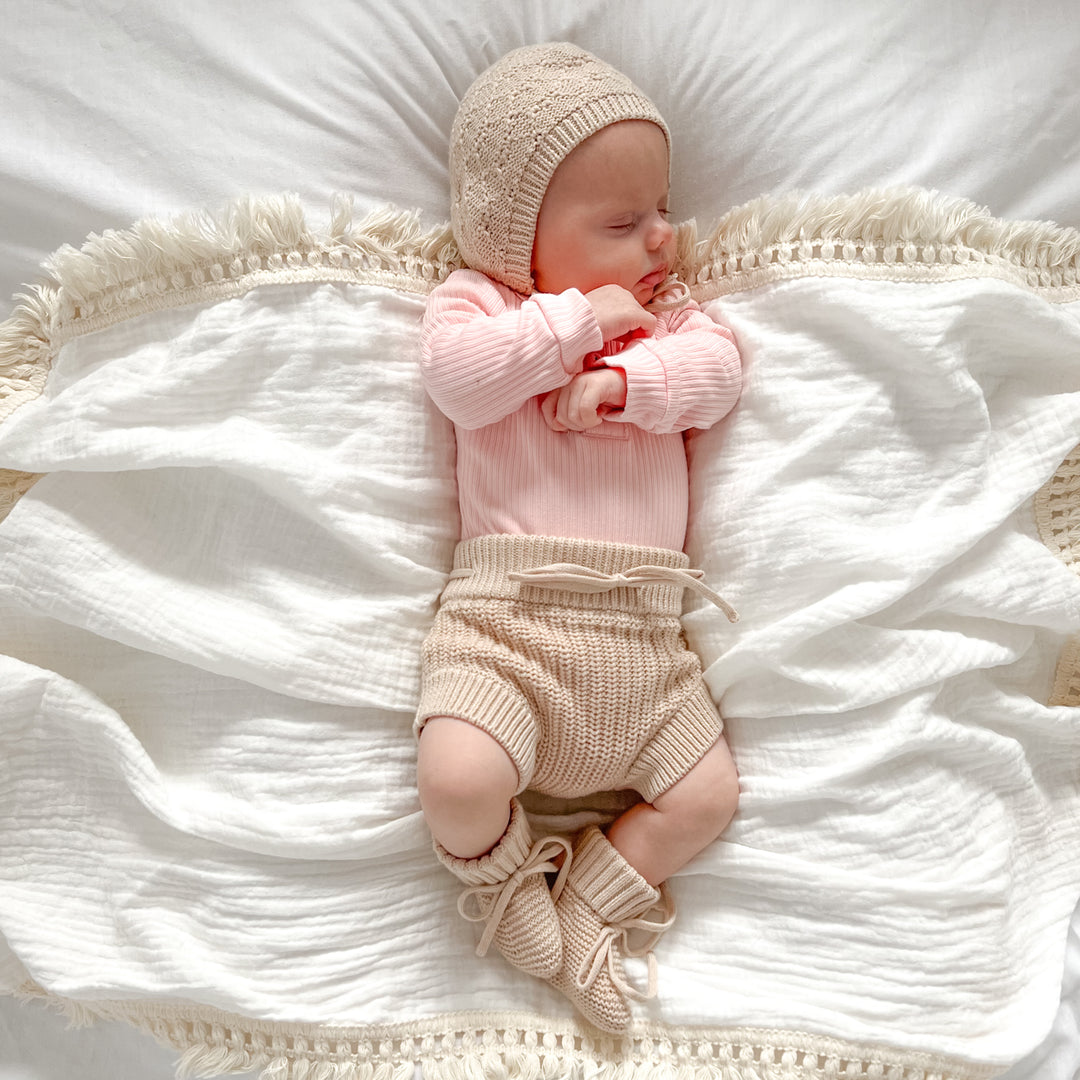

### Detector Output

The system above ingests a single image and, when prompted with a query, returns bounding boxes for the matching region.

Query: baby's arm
[607,302,742,434]
[421,270,602,430]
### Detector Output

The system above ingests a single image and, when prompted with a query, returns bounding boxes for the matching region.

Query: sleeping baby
[414,42,743,1033]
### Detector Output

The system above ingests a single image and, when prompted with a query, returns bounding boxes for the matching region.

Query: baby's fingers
[540,388,569,432]
[555,379,605,431]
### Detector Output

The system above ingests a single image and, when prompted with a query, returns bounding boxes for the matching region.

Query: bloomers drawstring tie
[487,562,739,623]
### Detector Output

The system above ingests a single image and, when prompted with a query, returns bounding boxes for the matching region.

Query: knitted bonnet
[449,42,670,295]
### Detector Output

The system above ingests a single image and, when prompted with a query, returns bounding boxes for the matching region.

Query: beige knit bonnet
[449,42,670,296]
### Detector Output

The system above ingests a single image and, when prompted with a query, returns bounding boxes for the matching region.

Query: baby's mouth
[638,265,668,290]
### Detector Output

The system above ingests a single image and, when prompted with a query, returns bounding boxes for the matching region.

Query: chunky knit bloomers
[416,533,725,803]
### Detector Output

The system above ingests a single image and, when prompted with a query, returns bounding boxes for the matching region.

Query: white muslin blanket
[0,190,1078,1080]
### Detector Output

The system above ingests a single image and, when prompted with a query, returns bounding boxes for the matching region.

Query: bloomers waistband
[443,534,738,621]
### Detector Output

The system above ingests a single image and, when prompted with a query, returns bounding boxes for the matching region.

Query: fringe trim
[1,194,461,362]
[13,985,1001,1080]
[683,187,1080,302]
[2,185,1077,422]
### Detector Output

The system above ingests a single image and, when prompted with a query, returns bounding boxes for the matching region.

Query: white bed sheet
[1,2,1078,1077]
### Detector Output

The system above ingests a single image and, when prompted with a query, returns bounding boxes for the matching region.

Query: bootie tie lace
[457,833,572,962]
[436,798,570,980]
[550,825,678,1033]
[574,882,676,1007]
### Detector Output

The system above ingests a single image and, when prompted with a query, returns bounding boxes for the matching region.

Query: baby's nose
[648,214,674,251]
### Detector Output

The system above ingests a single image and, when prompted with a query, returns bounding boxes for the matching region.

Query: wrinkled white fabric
[3,1,1080,1076]
[0,283,457,712]
[0,270,1078,1070]
[683,279,1080,1058]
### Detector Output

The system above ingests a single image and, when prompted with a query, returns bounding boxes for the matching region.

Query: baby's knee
[687,778,738,840]
[417,717,519,815]
[657,742,739,839]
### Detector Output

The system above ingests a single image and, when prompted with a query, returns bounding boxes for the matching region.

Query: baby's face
[531,121,674,305]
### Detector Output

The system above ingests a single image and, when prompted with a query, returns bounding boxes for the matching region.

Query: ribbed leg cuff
[628,687,723,804]
[416,670,538,793]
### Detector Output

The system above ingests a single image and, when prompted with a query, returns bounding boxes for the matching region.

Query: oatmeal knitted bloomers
[449,42,670,295]
[416,534,724,803]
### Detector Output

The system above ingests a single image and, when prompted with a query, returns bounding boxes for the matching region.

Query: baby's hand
[541,367,627,432]
[585,284,656,343]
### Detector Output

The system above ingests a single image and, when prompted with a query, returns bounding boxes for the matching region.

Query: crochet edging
[1033,442,1080,705]
[13,984,1002,1080]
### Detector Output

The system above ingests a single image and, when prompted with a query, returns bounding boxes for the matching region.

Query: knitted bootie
[549,826,676,1033]
[436,798,571,980]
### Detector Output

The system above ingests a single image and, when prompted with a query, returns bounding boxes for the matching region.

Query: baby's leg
[547,740,736,1031]
[417,716,519,858]
[606,737,739,886]
[419,716,565,980]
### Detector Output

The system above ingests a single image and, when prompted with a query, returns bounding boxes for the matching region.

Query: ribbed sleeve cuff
[612,341,672,430]
[532,289,603,374]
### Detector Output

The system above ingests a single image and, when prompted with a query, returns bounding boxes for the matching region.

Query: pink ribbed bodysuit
[420,268,742,550]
